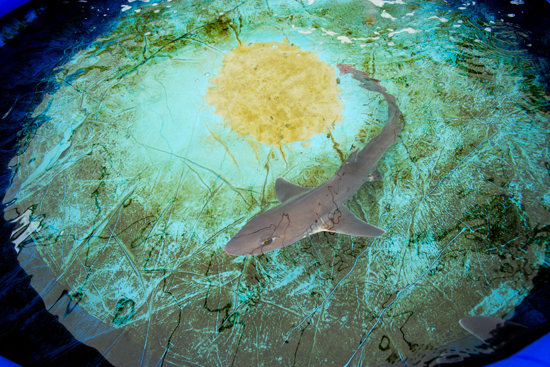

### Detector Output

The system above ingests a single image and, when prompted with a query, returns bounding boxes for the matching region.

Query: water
[1,0,549,366]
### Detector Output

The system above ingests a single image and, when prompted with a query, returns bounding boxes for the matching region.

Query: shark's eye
[262,238,273,245]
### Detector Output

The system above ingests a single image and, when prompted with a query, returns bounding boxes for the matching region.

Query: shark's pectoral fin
[368,167,382,181]
[327,205,385,237]
[275,177,311,203]
[459,316,527,346]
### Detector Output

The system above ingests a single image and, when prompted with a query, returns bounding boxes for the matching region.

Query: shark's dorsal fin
[325,205,385,237]
[275,177,311,203]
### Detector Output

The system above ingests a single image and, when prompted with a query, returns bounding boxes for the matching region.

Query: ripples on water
[0,0,549,366]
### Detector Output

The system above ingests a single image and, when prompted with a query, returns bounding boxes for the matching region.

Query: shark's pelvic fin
[368,168,382,181]
[327,205,386,237]
[275,177,311,203]
[344,147,360,165]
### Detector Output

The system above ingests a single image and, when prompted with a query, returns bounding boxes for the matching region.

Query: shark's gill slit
[224,64,401,256]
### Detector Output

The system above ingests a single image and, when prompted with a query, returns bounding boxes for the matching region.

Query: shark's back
[328,67,403,204]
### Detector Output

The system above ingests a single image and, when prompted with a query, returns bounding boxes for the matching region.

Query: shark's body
[224,64,403,256]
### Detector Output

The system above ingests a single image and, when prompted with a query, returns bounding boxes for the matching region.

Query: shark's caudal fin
[327,205,386,237]
[275,177,311,203]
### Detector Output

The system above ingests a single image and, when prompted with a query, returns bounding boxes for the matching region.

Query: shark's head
[224,208,303,256]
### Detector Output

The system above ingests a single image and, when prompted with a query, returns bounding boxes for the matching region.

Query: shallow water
[1,0,549,366]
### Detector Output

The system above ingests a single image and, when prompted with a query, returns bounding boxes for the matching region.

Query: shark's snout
[224,247,240,256]
[223,244,236,255]
[223,238,248,256]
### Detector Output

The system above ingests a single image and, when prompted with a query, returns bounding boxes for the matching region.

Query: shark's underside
[224,64,403,256]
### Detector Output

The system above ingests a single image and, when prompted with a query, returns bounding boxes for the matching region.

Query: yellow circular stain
[205,41,342,146]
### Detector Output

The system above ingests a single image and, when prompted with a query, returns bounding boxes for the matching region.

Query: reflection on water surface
[1,0,549,366]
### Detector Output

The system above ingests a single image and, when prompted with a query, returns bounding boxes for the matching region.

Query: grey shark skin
[224,64,403,256]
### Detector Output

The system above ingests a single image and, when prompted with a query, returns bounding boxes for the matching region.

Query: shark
[374,316,550,366]
[224,64,403,256]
